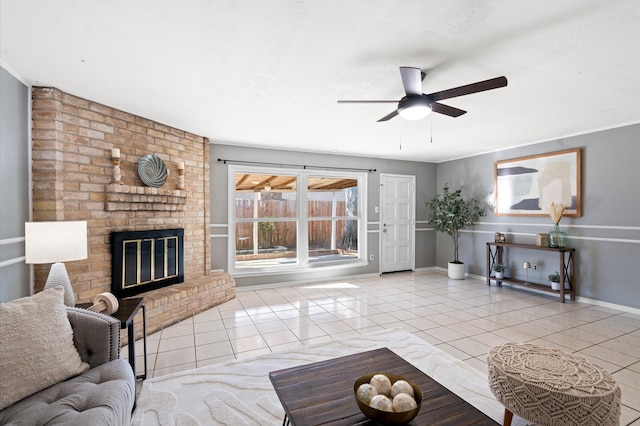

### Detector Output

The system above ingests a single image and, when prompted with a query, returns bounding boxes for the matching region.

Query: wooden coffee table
[269,347,498,425]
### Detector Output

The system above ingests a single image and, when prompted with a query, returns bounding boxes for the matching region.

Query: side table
[78,296,147,380]
[113,297,147,380]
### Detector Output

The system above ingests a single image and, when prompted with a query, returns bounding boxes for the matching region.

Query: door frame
[379,173,416,273]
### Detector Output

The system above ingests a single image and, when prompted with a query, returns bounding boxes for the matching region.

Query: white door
[380,174,415,273]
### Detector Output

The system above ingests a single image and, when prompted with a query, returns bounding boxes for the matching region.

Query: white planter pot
[448,262,465,280]
[495,271,504,279]
[550,281,568,291]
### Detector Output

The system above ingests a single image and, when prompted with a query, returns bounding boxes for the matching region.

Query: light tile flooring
[123,271,640,425]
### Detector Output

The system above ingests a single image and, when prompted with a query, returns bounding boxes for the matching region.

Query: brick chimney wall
[31,87,234,336]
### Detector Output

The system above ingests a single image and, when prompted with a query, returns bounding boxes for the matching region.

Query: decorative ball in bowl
[354,372,422,425]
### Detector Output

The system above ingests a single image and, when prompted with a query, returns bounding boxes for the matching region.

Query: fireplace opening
[111,228,184,298]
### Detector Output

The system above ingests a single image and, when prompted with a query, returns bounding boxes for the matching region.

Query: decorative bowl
[354,372,422,425]
[138,154,168,188]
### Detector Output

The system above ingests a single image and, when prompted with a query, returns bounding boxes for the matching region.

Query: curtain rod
[217,158,376,173]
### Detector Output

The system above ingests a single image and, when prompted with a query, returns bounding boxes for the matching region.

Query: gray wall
[210,144,437,287]
[435,124,640,309]
[0,67,31,301]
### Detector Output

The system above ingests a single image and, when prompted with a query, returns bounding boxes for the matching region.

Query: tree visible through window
[338,186,358,251]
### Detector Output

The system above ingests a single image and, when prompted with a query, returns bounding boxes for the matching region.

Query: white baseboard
[574,296,640,316]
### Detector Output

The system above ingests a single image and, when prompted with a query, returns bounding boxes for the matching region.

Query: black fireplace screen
[111,228,184,298]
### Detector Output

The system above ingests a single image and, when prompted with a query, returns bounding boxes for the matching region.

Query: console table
[486,242,575,303]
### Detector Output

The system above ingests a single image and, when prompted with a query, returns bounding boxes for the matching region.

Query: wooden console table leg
[496,247,503,286]
[570,251,576,301]
[503,408,513,426]
[559,252,566,303]
[486,244,503,286]
[486,244,491,286]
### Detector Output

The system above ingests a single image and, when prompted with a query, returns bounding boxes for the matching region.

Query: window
[307,177,359,263]
[234,172,298,269]
[229,166,366,274]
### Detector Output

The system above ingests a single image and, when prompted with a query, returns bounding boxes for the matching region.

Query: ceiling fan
[338,67,508,122]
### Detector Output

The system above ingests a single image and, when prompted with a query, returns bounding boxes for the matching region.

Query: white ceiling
[2,0,639,162]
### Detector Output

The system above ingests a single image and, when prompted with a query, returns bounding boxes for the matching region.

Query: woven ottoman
[487,343,620,426]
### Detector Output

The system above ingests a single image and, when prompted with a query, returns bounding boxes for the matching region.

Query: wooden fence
[235,199,350,250]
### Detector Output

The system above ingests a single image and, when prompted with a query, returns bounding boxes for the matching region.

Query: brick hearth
[131,272,234,343]
[31,87,235,343]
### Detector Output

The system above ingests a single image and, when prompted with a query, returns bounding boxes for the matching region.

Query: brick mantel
[31,87,234,324]
[105,184,186,211]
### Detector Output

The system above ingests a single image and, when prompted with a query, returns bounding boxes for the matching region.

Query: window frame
[227,164,368,276]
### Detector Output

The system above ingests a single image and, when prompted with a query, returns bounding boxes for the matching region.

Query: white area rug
[132,329,531,425]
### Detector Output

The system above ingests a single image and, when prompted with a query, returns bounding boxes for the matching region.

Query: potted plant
[492,263,506,279]
[548,271,561,291]
[426,183,486,279]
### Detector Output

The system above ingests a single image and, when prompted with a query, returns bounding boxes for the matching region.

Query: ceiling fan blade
[428,76,508,102]
[399,67,423,96]
[337,100,399,103]
[431,102,467,117]
[377,110,399,122]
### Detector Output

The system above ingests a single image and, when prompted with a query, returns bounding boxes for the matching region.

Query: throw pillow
[0,286,89,410]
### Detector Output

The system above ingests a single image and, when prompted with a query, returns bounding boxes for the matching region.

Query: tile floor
[123,271,640,425]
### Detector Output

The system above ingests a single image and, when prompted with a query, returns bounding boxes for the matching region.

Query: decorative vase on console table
[548,202,567,248]
[548,224,567,248]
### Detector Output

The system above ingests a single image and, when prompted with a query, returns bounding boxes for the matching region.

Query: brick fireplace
[31,87,235,341]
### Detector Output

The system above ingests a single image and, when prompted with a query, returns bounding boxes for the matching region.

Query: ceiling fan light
[397,95,432,120]
[398,104,431,120]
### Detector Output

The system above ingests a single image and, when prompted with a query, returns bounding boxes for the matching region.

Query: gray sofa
[0,307,135,425]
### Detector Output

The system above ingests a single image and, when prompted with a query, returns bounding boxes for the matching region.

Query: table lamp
[25,221,88,306]
[522,261,531,284]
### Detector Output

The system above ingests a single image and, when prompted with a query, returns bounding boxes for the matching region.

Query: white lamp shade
[25,221,88,264]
